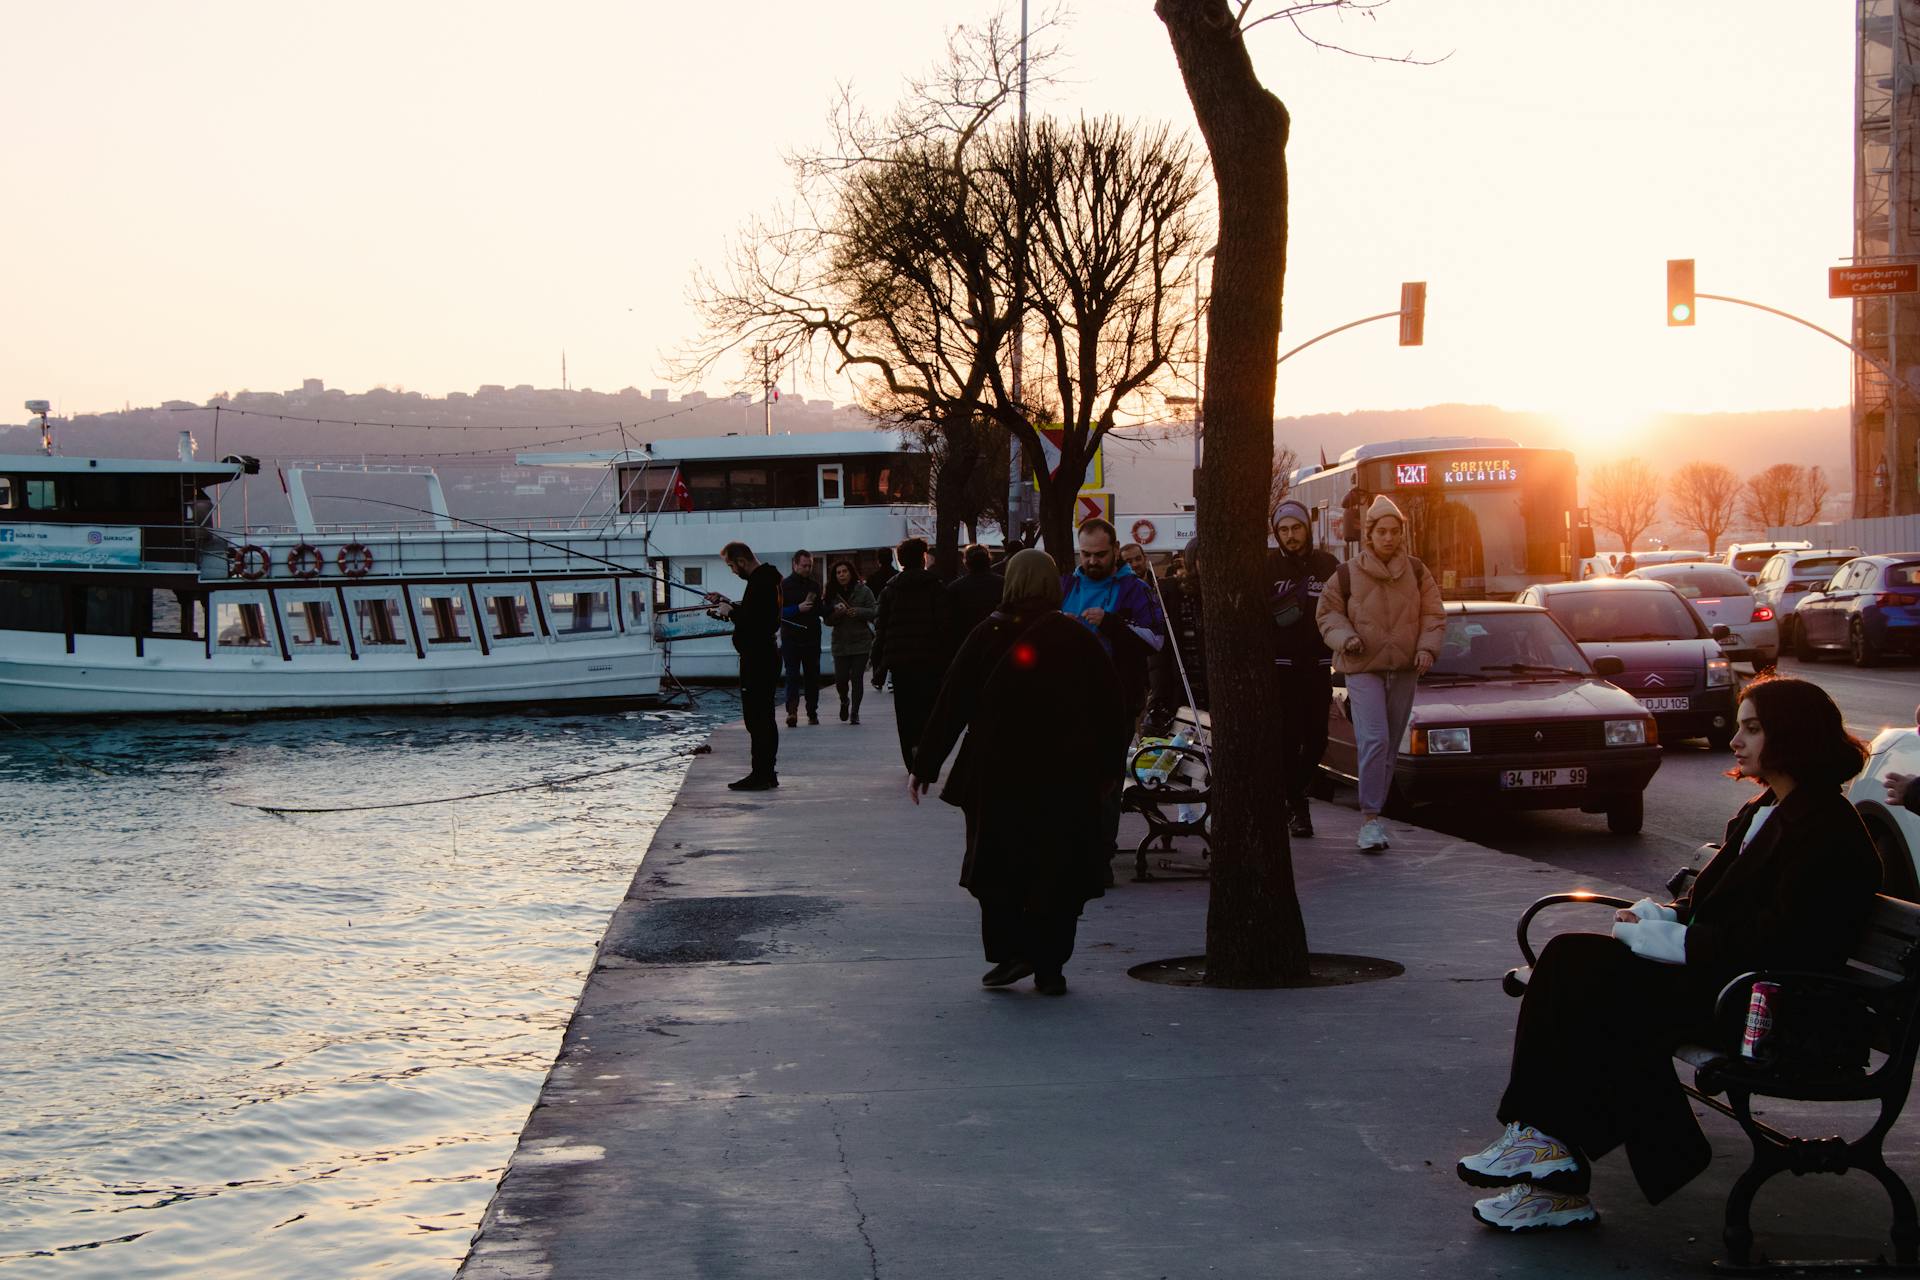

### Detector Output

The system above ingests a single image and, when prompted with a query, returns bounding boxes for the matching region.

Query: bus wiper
[1481,663,1587,677]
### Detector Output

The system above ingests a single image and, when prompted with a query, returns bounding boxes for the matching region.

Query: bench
[1122,739,1211,882]
[1503,866,1920,1271]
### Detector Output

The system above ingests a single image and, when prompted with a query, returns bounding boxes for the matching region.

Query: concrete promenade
[460,692,1917,1279]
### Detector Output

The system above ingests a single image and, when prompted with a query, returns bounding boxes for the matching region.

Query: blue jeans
[1346,669,1418,816]
[782,639,821,716]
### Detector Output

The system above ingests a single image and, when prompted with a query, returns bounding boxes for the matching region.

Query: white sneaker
[1457,1121,1587,1191]
[1356,819,1390,852]
[1471,1184,1599,1232]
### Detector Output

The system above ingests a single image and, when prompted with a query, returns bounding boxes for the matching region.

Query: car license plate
[1640,696,1690,712]
[1500,767,1588,789]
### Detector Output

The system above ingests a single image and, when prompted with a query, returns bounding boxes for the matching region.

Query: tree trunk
[931,448,967,579]
[1158,0,1310,985]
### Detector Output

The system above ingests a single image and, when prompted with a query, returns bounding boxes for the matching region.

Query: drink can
[1740,981,1780,1060]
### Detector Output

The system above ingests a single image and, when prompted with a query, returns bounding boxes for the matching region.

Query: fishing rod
[302,496,810,630]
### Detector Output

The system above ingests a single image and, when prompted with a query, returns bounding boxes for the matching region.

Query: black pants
[980,896,1081,978]
[1276,660,1333,812]
[834,653,869,718]
[889,670,942,770]
[740,656,780,780]
[1497,932,1718,1204]
[782,639,821,716]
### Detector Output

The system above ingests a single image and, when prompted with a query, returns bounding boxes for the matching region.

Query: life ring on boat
[287,543,324,579]
[1131,519,1157,547]
[337,542,375,578]
[227,544,271,580]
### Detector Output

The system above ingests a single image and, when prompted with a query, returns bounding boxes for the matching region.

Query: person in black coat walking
[705,540,783,790]
[1459,675,1879,1232]
[779,549,824,727]
[1269,499,1342,838]
[944,543,1003,653]
[871,537,951,770]
[910,550,1130,996]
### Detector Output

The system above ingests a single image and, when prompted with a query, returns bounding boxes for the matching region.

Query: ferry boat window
[0,478,12,509]
[627,584,649,630]
[728,467,770,508]
[215,600,270,648]
[687,469,727,510]
[352,595,409,647]
[619,466,674,514]
[149,589,204,640]
[683,566,703,586]
[82,586,144,637]
[484,591,531,640]
[545,584,613,635]
[283,598,341,648]
[417,593,472,645]
[0,578,64,633]
[25,479,61,511]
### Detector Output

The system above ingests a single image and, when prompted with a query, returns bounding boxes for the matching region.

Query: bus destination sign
[1442,457,1520,486]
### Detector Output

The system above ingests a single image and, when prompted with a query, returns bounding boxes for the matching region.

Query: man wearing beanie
[1268,498,1341,837]
[1315,493,1446,852]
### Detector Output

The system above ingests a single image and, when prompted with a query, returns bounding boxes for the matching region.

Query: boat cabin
[610,430,927,514]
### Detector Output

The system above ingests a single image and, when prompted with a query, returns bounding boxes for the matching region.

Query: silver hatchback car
[1627,563,1779,668]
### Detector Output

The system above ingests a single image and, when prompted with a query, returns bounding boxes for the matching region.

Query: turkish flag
[672,471,693,512]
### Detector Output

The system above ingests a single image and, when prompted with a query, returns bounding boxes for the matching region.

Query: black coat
[1268,545,1341,665]
[914,610,1129,909]
[729,563,782,676]
[944,568,1003,655]
[871,567,952,678]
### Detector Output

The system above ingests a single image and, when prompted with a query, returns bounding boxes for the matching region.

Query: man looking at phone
[780,549,824,727]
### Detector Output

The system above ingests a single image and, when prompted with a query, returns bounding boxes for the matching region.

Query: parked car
[1320,602,1661,834]
[1632,549,1712,566]
[1849,716,1920,902]
[1752,548,1860,651]
[1627,562,1778,667]
[1793,553,1920,665]
[1515,578,1738,749]
[1724,539,1814,587]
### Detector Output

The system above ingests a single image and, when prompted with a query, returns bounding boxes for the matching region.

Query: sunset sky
[3,1,1858,456]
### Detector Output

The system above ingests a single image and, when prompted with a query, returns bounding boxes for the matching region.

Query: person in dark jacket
[779,549,824,727]
[865,548,897,598]
[1149,537,1208,728]
[871,537,952,770]
[1459,675,1879,1232]
[1269,499,1342,838]
[910,550,1130,996]
[705,540,783,791]
[945,543,1003,652]
[824,558,878,724]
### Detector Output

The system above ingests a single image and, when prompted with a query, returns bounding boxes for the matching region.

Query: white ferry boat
[525,429,935,682]
[0,440,664,715]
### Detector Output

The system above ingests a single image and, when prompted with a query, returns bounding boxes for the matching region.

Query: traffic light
[1399,281,1426,346]
[1667,259,1695,326]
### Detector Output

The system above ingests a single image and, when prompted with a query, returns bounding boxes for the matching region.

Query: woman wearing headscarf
[908,549,1130,996]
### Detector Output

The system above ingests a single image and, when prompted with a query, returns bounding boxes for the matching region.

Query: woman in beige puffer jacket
[1316,494,1446,852]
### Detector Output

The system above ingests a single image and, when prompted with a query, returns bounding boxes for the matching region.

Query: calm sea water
[0,704,721,1278]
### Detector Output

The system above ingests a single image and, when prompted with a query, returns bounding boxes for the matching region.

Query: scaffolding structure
[1856,0,1920,515]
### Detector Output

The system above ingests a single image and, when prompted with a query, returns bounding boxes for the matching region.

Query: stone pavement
[459,692,1916,1279]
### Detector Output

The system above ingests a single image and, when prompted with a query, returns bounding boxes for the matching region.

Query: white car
[1851,720,1920,902]
[1753,548,1860,651]
[1627,562,1779,668]
[1724,539,1814,587]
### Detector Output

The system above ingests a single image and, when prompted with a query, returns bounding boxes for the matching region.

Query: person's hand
[1887,771,1914,804]
[799,599,814,614]
[1614,909,1640,924]
[1082,607,1106,628]
[1343,636,1365,656]
[907,773,928,806]
[712,601,734,620]
[1413,651,1434,675]
[703,591,726,605]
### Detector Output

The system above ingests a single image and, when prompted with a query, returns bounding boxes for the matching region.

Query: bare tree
[1667,461,1739,555]
[1588,458,1662,554]
[1740,463,1830,530]
[1267,443,1300,526]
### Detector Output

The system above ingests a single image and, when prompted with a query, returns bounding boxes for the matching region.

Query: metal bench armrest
[1514,892,1634,968]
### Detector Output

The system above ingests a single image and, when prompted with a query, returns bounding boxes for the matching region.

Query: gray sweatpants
[1346,669,1419,816]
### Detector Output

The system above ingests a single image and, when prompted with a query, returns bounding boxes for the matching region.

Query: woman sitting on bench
[1460,675,1880,1232]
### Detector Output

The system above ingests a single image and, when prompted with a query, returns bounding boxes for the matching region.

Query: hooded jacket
[1315,495,1446,675]
[1268,498,1341,667]
[1060,562,1165,700]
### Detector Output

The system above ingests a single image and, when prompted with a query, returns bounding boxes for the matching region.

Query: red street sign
[1829,264,1920,298]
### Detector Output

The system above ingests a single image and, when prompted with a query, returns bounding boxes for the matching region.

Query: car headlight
[1605,719,1647,746]
[1706,656,1733,688]
[1425,727,1472,754]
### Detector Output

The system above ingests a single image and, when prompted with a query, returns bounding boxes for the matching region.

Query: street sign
[1829,264,1920,298]
[1074,493,1113,528]
[1032,429,1103,491]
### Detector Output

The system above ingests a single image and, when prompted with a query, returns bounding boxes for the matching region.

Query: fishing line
[226,744,696,815]
[0,711,118,777]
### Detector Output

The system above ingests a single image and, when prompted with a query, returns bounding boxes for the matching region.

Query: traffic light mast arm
[1275,310,1403,366]
[1695,291,1898,385]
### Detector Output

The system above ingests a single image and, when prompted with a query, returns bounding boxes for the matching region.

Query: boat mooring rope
[226,744,701,815]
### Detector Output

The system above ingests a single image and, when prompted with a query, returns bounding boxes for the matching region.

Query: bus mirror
[1575,525,1596,560]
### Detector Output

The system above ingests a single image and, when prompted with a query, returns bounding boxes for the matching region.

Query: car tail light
[1750,604,1774,622]
[1877,592,1919,607]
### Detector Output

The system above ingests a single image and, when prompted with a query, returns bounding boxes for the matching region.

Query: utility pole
[1006,0,1031,541]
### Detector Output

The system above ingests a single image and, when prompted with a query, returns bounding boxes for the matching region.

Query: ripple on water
[0,706,717,1279]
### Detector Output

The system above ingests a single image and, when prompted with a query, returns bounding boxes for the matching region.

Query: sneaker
[1471,1184,1599,1232]
[1457,1122,1588,1191]
[839,702,850,722]
[849,713,860,725]
[981,960,1034,987]
[1356,818,1390,852]
[807,712,820,725]
[1034,972,1068,996]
